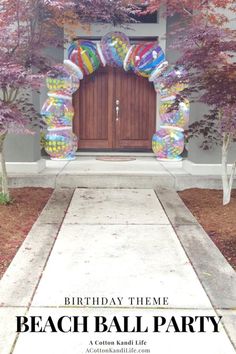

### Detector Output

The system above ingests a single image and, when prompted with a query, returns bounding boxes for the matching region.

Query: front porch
[6,154,232,190]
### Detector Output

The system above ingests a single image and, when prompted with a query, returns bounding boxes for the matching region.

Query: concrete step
[8,173,228,190]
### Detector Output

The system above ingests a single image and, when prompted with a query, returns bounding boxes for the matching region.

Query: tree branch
[182,7,193,17]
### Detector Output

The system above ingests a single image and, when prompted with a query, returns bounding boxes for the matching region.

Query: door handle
[116,100,120,121]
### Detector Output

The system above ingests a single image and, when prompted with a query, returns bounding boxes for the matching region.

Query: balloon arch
[41,31,189,161]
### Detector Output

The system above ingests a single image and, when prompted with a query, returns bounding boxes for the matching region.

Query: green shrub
[0,192,12,205]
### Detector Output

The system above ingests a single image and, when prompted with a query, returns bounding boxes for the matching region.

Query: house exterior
[4,11,236,174]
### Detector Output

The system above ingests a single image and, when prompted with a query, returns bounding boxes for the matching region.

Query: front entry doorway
[73,66,156,151]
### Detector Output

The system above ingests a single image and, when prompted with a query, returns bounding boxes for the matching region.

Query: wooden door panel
[73,66,113,149]
[114,68,156,150]
[73,66,156,151]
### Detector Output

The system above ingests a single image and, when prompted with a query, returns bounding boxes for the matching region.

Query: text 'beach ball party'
[41,31,188,160]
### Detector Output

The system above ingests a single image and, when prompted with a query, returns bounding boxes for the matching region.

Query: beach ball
[123,45,135,71]
[154,80,186,97]
[100,32,130,67]
[46,64,81,96]
[154,67,187,97]
[41,94,74,128]
[68,41,100,76]
[68,42,77,62]
[63,59,83,87]
[159,98,190,129]
[127,42,167,79]
[152,127,184,160]
[44,128,78,160]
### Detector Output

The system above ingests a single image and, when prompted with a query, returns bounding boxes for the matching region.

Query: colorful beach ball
[152,127,184,160]
[68,41,100,75]
[41,94,74,129]
[154,67,187,97]
[46,64,81,96]
[100,32,130,67]
[159,97,190,129]
[44,128,78,160]
[123,45,135,71]
[154,79,186,97]
[125,42,167,79]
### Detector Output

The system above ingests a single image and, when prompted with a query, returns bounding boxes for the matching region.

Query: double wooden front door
[73,66,156,151]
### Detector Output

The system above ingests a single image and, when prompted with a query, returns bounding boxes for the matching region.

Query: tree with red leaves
[0,0,136,202]
[145,0,236,204]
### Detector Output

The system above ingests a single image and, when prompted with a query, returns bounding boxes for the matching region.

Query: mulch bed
[179,189,236,271]
[0,188,53,279]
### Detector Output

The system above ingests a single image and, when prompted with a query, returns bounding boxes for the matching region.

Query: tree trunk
[222,133,236,205]
[0,132,9,200]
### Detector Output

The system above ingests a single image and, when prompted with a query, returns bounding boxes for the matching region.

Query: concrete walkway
[0,188,235,354]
